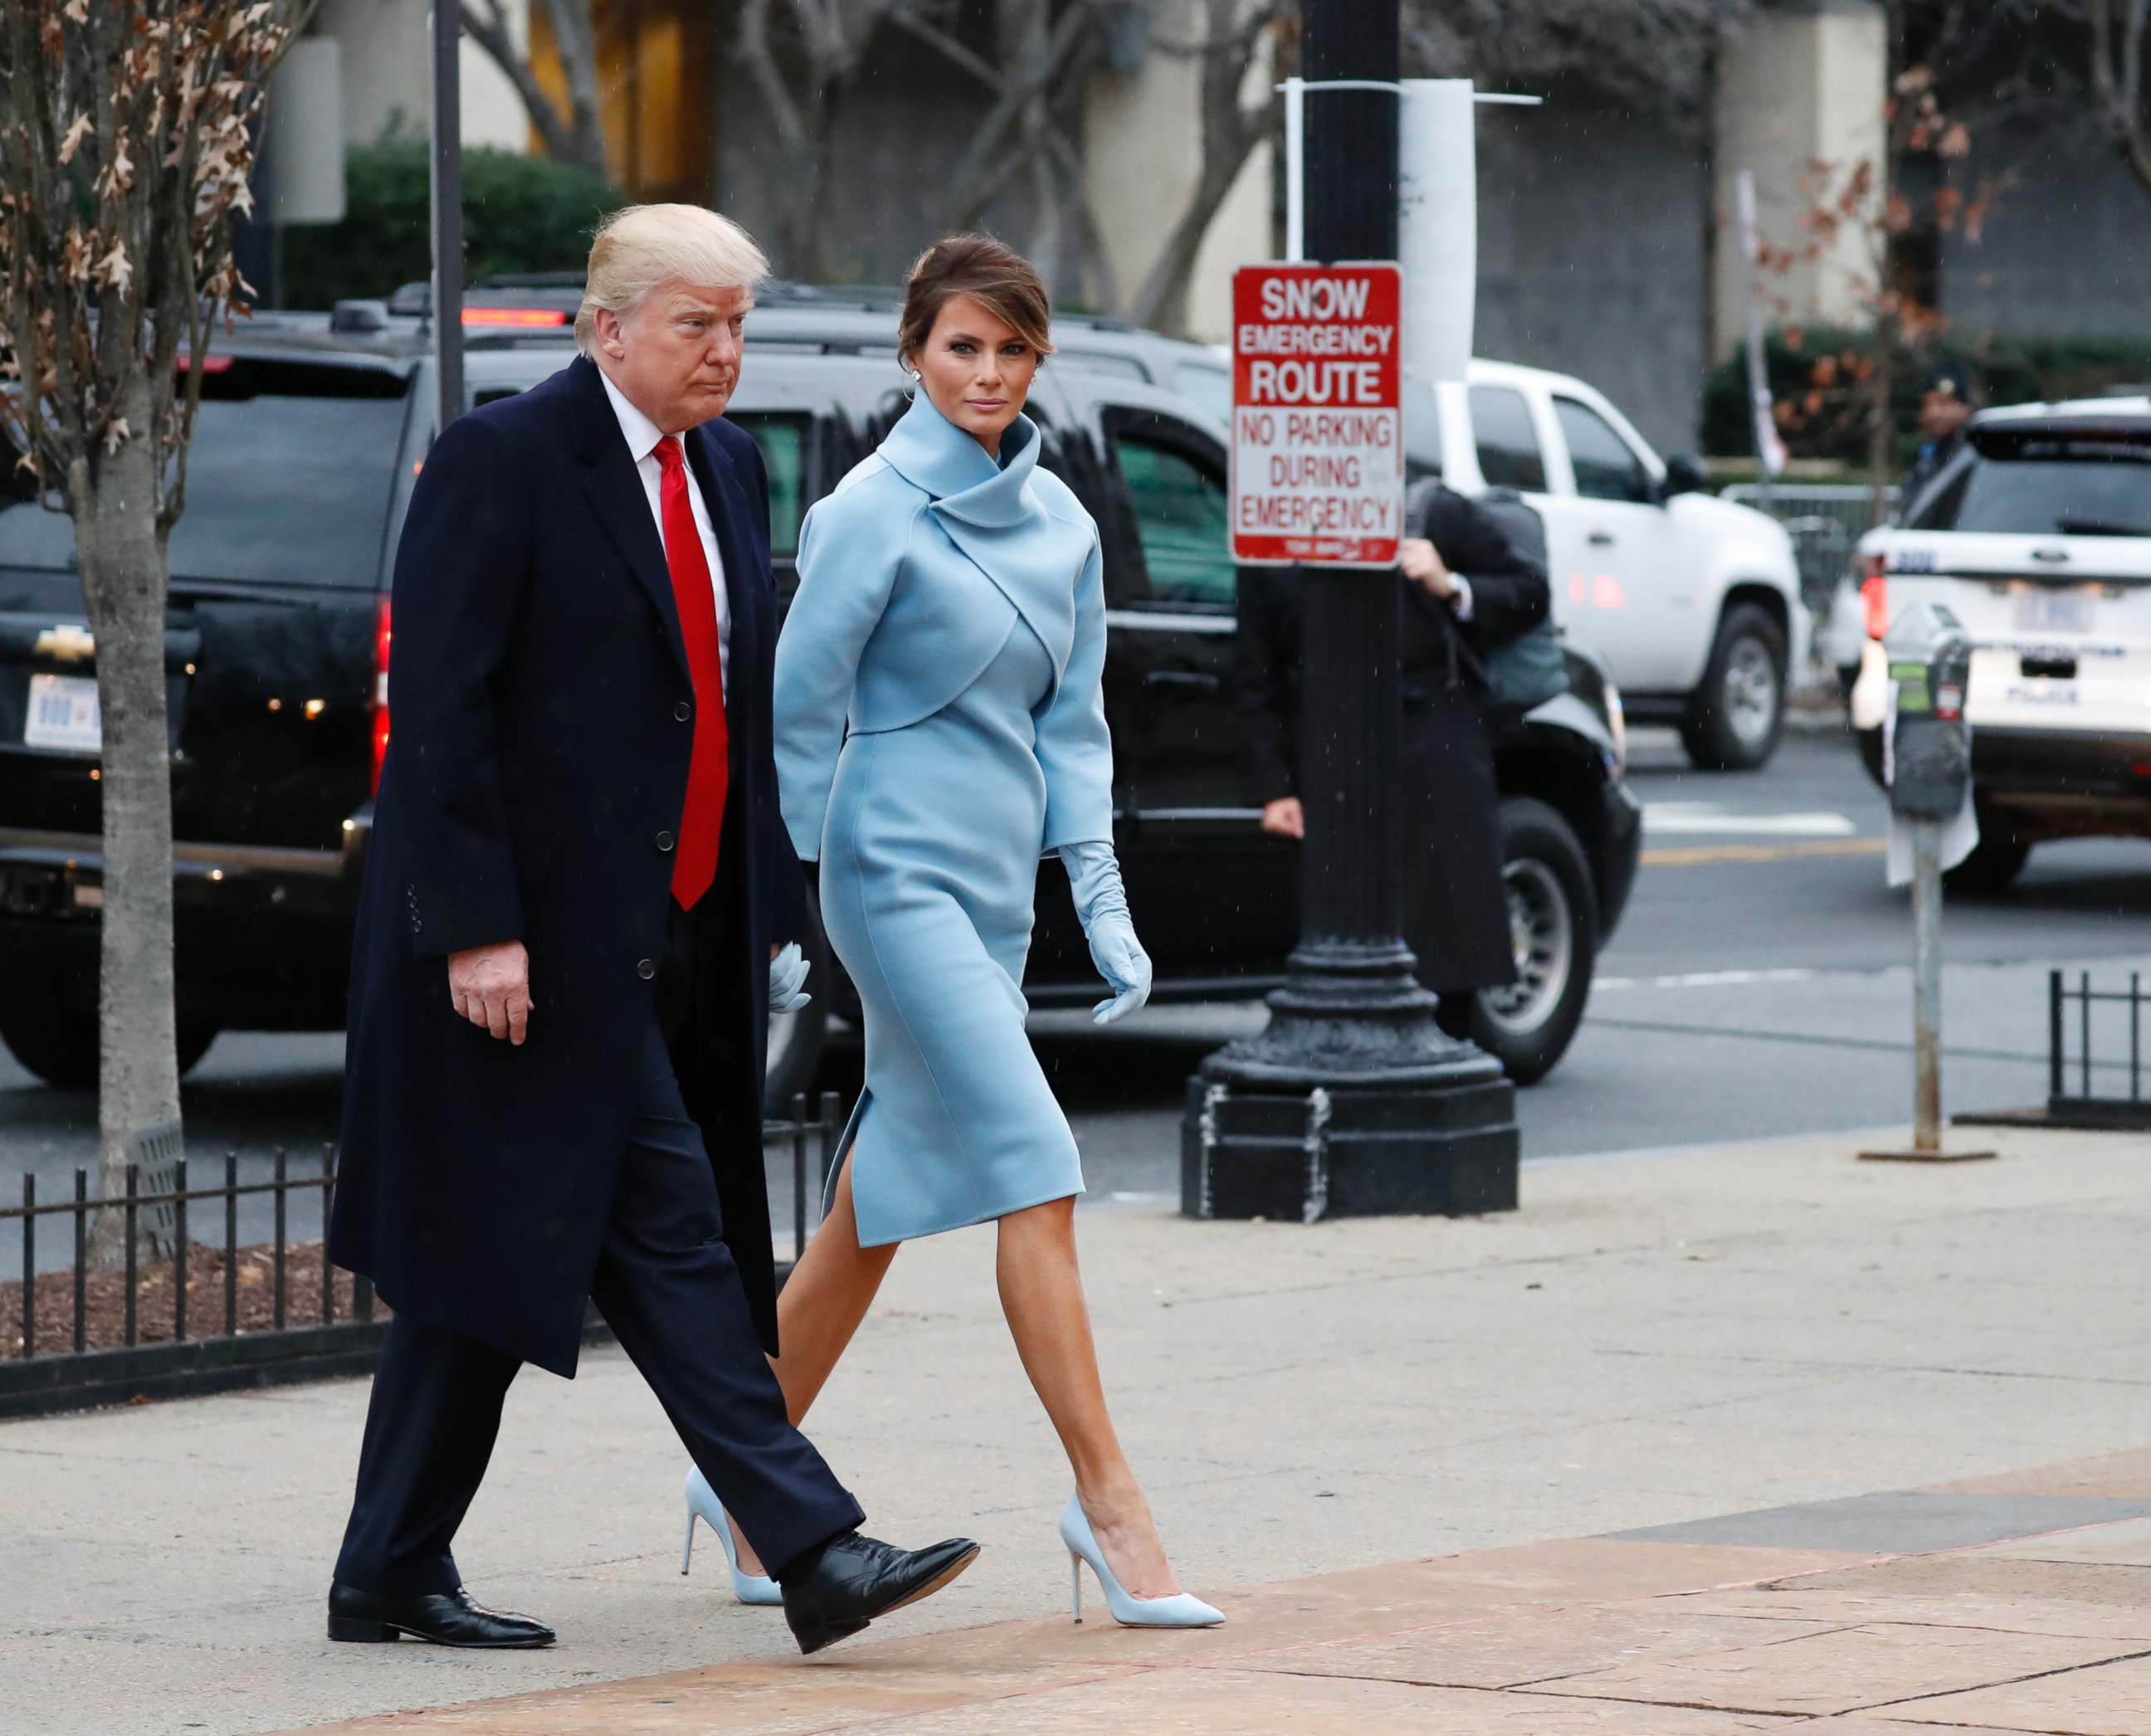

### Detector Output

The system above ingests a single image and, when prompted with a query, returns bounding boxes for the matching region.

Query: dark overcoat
[329,354,802,1378]
[1235,486,1550,993]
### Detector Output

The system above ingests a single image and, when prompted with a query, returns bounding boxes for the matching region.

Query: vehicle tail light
[461,308,569,327]
[1859,554,1889,641]
[370,595,391,796]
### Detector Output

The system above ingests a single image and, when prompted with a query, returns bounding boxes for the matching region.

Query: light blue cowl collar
[876,387,1041,528]
[871,383,1084,690]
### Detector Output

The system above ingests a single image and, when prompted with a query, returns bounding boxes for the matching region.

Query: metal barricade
[2048,971,2151,1130]
[1721,482,1899,617]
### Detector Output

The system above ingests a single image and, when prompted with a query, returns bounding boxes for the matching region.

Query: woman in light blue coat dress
[686,238,1218,1629]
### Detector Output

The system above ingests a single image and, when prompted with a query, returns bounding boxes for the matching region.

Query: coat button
[674,700,692,722]
[637,958,656,980]
[655,830,675,852]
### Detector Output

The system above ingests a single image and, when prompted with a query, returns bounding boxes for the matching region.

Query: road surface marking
[1596,968,1820,990]
[1641,838,1886,866]
[1644,802,1859,837]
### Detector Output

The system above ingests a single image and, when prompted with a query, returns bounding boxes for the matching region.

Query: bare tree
[2080,0,2151,196]
[0,0,297,1256]
[732,0,924,280]
[1122,0,1290,334]
[461,0,610,180]
[1403,0,1751,119]
[895,0,1119,295]
[1749,2,1993,517]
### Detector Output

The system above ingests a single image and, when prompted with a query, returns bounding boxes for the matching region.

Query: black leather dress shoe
[779,1531,981,1656]
[326,1581,556,1648]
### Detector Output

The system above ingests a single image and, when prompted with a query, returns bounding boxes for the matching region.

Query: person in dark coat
[1236,483,1550,999]
[1901,359,1977,508]
[324,204,978,1656]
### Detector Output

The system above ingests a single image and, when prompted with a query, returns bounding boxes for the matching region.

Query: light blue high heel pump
[1060,1495,1223,1628]
[681,1467,783,1607]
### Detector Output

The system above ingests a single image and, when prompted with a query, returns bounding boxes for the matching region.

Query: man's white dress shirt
[599,368,731,687]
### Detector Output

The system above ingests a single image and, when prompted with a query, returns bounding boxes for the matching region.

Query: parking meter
[1885,602,1972,819]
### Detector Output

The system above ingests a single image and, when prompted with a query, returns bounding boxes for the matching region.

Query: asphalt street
[2,721,2148,1265]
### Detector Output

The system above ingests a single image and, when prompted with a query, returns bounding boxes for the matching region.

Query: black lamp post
[1181,0,1519,1222]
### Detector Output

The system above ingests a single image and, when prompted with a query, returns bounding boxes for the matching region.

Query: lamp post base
[1180,942,1520,1222]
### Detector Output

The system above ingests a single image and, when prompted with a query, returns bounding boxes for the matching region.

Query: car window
[1111,432,1235,607]
[1469,386,1545,492]
[1173,362,1232,427]
[731,412,811,557]
[1912,451,2151,537]
[0,357,410,586]
[1554,397,1653,504]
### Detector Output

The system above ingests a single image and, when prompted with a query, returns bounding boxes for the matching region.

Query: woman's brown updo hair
[897,234,1056,370]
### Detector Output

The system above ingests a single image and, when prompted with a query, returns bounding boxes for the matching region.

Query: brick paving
[292,1450,2151,1734]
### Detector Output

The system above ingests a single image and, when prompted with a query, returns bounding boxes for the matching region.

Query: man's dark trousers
[334,940,861,1595]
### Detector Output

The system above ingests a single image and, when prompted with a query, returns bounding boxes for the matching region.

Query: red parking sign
[1230,263,1403,568]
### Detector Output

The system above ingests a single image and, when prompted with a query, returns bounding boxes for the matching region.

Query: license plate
[24,673,101,752]
[2015,586,2096,635]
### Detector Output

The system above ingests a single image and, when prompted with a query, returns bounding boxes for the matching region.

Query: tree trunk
[537,0,610,181]
[1868,331,1894,529]
[71,371,182,1265]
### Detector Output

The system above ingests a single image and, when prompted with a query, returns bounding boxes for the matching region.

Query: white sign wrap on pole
[1231,263,1404,568]
[1397,78,1475,388]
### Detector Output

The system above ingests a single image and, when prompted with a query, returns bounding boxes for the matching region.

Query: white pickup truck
[1420,361,1807,769]
[1136,336,1808,769]
[1848,397,2151,887]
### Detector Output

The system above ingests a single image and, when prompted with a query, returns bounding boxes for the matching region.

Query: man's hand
[1261,797,1305,839]
[448,941,531,1045]
[1400,536,1455,599]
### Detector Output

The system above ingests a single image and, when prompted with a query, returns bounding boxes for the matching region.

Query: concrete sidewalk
[4,1122,2149,1734]
[293,1446,2151,1733]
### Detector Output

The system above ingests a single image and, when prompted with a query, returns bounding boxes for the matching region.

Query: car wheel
[1681,603,1788,771]
[1466,797,1599,1086]
[1944,809,2033,895]
[764,889,832,1116]
[0,983,217,1090]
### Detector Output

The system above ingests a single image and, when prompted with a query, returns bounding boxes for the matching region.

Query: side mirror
[1661,453,1711,498]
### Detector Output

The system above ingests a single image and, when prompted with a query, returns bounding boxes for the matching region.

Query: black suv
[0,287,1640,1098]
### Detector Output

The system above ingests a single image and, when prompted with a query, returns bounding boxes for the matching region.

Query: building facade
[290,1,2151,455]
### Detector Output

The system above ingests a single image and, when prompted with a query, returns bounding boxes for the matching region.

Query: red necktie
[656,436,729,909]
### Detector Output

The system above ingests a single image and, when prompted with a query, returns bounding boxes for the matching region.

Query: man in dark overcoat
[1236,483,1550,1000]
[324,205,977,1656]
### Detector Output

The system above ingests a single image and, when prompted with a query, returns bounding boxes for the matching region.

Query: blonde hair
[575,204,771,354]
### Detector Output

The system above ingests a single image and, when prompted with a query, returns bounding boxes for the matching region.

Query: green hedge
[1701,328,2151,466]
[279,142,622,310]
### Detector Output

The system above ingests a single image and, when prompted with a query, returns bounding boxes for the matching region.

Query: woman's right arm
[771,481,914,862]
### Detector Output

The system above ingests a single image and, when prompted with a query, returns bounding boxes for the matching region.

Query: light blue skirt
[818,614,1084,1246]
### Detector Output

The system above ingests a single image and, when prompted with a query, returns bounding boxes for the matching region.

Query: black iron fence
[0,1091,847,1418]
[2047,970,2151,1131]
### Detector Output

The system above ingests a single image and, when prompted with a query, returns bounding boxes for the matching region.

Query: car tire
[763,887,832,1116]
[1461,797,1599,1086]
[1944,811,2033,895]
[1681,603,1788,772]
[0,985,217,1090]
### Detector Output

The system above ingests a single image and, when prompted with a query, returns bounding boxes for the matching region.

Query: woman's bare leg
[997,1196,1181,1598]
[728,1158,897,1576]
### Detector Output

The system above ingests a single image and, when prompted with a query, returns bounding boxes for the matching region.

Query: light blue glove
[768,942,812,1015]
[1060,841,1151,1026]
